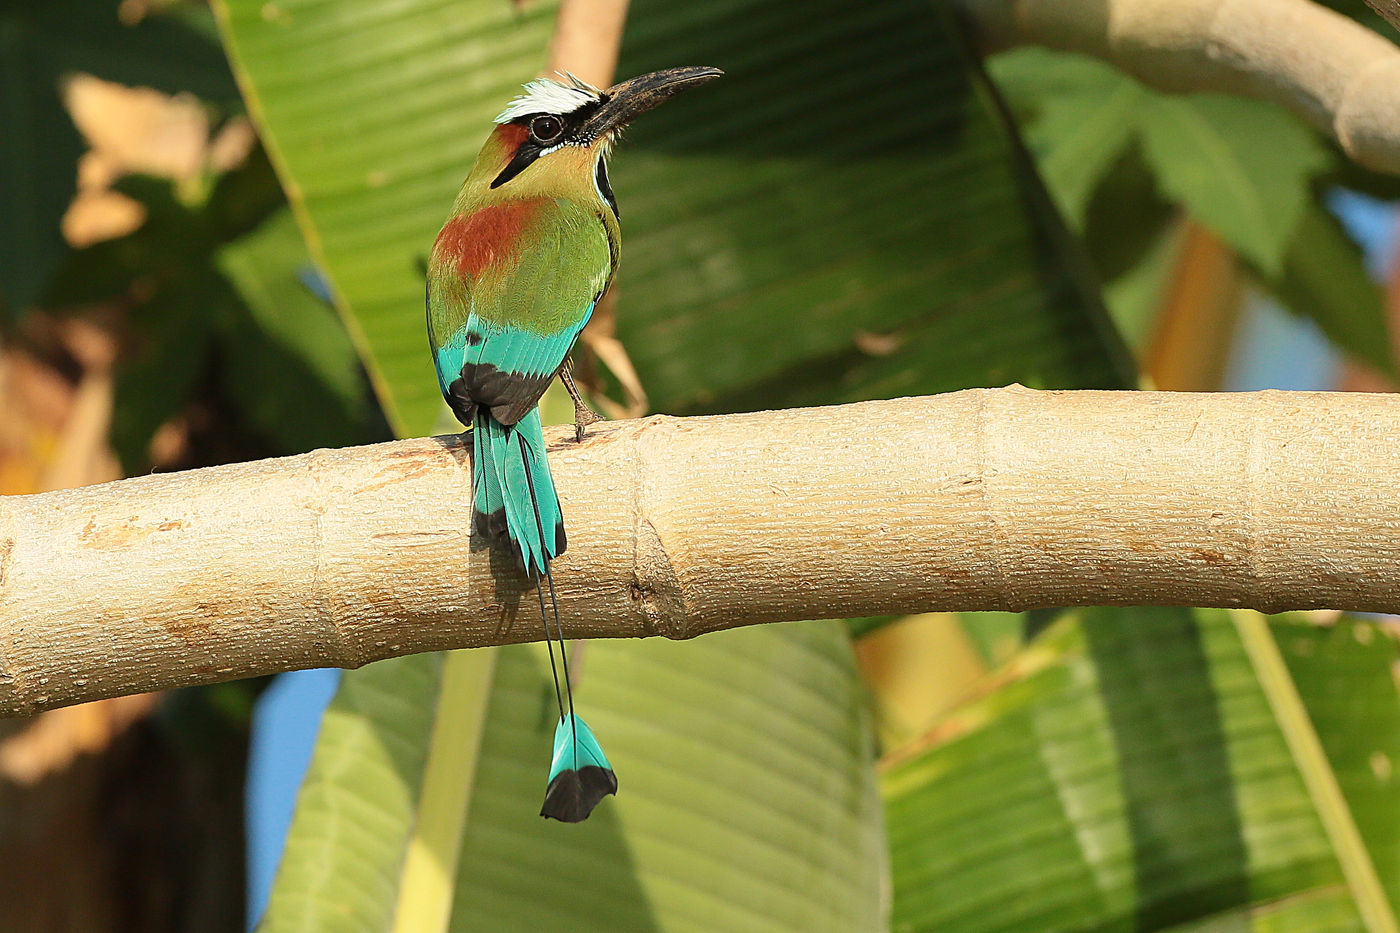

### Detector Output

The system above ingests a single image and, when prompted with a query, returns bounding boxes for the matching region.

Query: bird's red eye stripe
[495,121,529,152]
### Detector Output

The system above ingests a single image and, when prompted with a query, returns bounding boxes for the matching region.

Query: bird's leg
[559,357,605,442]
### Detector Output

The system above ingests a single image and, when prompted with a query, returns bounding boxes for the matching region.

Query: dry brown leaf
[60,77,258,247]
[63,74,209,181]
[0,695,158,786]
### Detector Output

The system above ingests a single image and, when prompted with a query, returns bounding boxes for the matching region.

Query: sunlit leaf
[1276,616,1400,911]
[987,48,1144,229]
[612,0,1131,413]
[259,652,443,932]
[1137,94,1329,277]
[264,627,885,932]
[216,0,1131,433]
[885,609,1400,932]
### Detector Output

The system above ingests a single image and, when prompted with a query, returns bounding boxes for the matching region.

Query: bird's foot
[559,358,607,442]
[571,403,605,443]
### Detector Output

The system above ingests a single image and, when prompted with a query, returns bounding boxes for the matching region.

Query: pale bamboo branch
[962,0,1400,174]
[3,386,1400,717]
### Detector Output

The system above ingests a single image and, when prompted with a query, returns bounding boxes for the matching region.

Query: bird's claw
[560,358,606,443]
[572,403,604,442]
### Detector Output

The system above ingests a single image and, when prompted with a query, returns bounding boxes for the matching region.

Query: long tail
[471,408,563,576]
[471,408,617,822]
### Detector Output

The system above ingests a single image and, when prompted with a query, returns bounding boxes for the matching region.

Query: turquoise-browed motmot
[427,67,722,821]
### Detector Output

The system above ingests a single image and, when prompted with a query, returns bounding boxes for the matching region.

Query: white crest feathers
[494,73,603,124]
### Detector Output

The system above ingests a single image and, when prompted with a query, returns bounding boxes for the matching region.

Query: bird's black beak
[582,66,723,138]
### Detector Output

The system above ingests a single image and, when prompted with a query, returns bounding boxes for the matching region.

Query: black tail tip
[472,506,508,540]
[540,765,618,822]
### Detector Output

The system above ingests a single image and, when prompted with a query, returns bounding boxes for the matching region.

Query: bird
[426,67,722,822]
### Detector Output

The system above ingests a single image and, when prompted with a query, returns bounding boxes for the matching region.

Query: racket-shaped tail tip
[541,766,618,823]
[541,714,617,822]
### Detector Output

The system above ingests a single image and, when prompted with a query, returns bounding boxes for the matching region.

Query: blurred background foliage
[3,0,1400,930]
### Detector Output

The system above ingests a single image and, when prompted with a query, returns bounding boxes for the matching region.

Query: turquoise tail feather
[541,713,617,822]
[471,407,564,576]
[471,406,615,821]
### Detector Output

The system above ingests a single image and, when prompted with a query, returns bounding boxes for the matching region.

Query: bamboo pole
[3,386,1399,717]
[962,0,1400,175]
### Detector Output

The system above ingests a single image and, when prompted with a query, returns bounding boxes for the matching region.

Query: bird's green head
[474,67,722,205]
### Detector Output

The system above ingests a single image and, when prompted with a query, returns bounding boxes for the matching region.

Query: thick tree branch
[962,0,1400,174]
[3,386,1399,717]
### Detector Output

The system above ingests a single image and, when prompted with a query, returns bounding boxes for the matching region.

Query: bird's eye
[531,115,565,143]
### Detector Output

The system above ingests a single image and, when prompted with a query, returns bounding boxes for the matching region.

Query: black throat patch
[595,156,619,218]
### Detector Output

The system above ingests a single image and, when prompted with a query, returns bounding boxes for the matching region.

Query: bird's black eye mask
[491,101,604,189]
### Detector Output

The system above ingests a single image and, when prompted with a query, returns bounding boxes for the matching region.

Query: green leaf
[1256,198,1396,379]
[847,615,903,639]
[1275,616,1400,914]
[1138,95,1330,276]
[454,625,885,931]
[216,209,374,453]
[389,649,496,933]
[956,611,1028,668]
[0,0,237,314]
[986,48,1145,229]
[1235,613,1397,933]
[885,609,1400,932]
[988,45,1391,372]
[264,626,886,932]
[260,652,444,932]
[1098,215,1182,354]
[610,0,1131,413]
